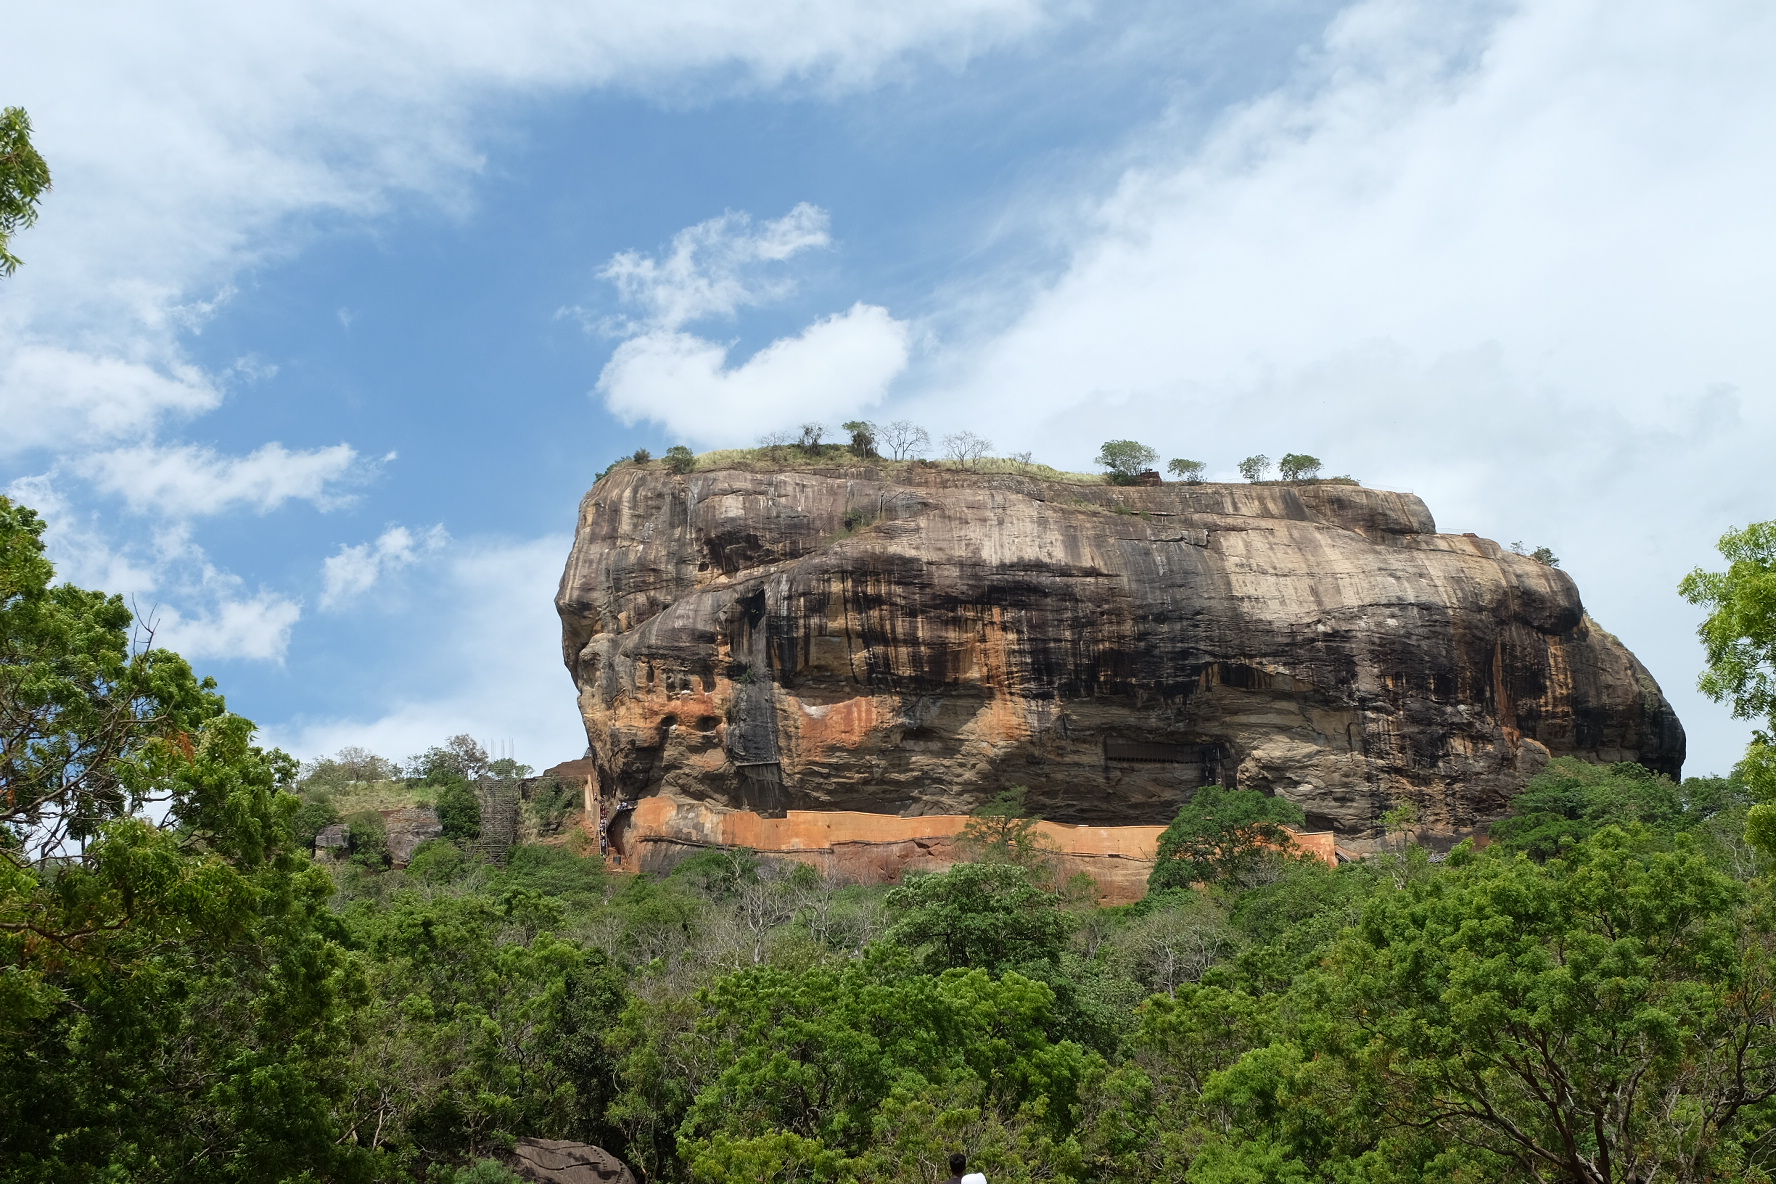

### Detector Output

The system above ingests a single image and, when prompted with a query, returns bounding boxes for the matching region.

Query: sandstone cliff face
[556,465,1683,842]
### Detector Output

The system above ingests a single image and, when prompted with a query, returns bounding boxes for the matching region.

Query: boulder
[510,1139,636,1184]
[557,465,1683,844]
[382,806,443,866]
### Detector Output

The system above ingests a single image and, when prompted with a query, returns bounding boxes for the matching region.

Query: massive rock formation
[556,463,1683,844]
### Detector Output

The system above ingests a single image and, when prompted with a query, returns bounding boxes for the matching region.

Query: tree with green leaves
[1682,520,1776,849]
[0,107,51,277]
[1096,439,1159,485]
[1488,756,1730,860]
[0,495,366,1179]
[840,420,877,457]
[1237,454,1270,482]
[1166,458,1205,483]
[956,785,1054,870]
[887,862,1072,975]
[1277,452,1321,481]
[663,444,696,473]
[1323,828,1776,1183]
[1149,785,1305,890]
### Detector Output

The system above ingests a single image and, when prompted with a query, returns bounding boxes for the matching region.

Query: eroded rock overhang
[556,464,1684,844]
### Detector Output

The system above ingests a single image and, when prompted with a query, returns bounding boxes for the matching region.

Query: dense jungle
[9,493,1776,1184]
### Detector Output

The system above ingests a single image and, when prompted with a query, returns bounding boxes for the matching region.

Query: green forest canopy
[9,494,1776,1181]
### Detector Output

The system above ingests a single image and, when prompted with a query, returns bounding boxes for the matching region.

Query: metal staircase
[465,777,521,866]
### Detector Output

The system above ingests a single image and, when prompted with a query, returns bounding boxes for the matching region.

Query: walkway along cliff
[555,460,1684,892]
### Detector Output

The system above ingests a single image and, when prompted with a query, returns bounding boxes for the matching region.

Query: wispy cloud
[150,592,303,664]
[77,442,369,517]
[597,203,832,331]
[275,534,581,762]
[321,524,449,609]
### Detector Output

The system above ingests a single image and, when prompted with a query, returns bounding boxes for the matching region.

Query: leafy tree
[301,744,401,790]
[436,779,481,842]
[941,430,992,468]
[1488,756,1726,860]
[664,444,696,474]
[1682,520,1776,846]
[840,420,877,458]
[1276,453,1321,481]
[887,862,1072,975]
[0,496,365,1180]
[1149,786,1305,890]
[0,107,51,277]
[957,786,1054,870]
[879,420,930,460]
[1683,520,1776,732]
[410,734,490,783]
[1237,454,1270,482]
[798,422,826,452]
[346,809,391,868]
[1324,828,1776,1183]
[293,794,342,849]
[672,956,1091,1169]
[631,447,652,464]
[1166,458,1205,483]
[1095,440,1159,485]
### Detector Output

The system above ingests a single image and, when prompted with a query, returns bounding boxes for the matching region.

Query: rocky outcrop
[556,464,1683,844]
[510,1139,636,1184]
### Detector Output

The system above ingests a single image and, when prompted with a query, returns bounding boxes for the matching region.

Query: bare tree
[879,420,930,460]
[1114,894,1238,994]
[797,422,826,452]
[757,429,793,461]
[941,430,992,468]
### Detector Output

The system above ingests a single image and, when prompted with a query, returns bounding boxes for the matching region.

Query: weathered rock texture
[556,465,1684,843]
[510,1139,636,1184]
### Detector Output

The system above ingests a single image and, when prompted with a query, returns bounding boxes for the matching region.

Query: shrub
[631,447,652,464]
[436,780,481,843]
[344,810,390,869]
[292,797,340,850]
[1510,541,1560,567]
[664,445,695,474]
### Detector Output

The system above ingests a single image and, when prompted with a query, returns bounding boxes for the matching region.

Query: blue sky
[3,0,1773,776]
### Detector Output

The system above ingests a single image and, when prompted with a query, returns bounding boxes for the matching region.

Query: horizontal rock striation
[556,464,1683,843]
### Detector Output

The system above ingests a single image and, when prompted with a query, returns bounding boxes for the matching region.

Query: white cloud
[151,593,303,663]
[599,302,910,445]
[11,475,304,663]
[321,524,449,609]
[77,442,366,517]
[911,0,1776,774]
[0,346,222,456]
[0,1,1059,455]
[598,203,833,331]
[274,534,583,764]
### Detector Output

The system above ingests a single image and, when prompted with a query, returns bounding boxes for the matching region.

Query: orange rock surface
[613,795,1335,904]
